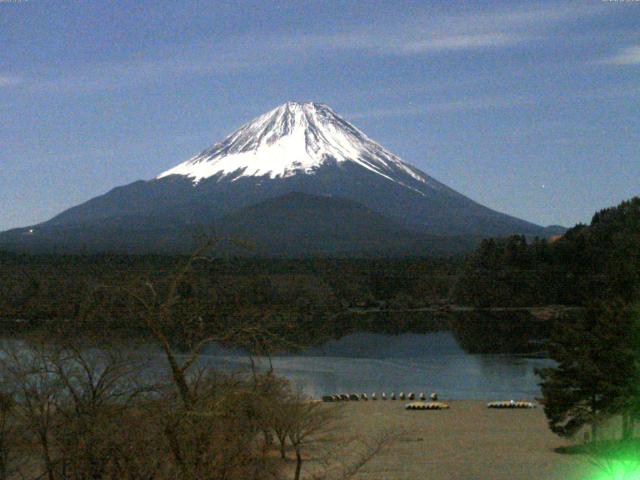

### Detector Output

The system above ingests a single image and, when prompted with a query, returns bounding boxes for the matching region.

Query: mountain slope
[216,192,478,256]
[0,193,478,256]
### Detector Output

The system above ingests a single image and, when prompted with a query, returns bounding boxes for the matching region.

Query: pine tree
[537,301,640,440]
[613,302,640,440]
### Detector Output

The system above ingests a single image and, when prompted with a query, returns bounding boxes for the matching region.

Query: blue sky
[1,0,639,231]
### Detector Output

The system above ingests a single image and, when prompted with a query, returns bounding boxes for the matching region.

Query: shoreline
[324,400,592,480]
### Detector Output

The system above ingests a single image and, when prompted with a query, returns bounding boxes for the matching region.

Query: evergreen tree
[537,301,640,440]
[613,302,640,440]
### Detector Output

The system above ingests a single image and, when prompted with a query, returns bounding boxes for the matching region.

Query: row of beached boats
[322,392,435,402]
[405,401,450,410]
[404,400,536,410]
[322,393,536,410]
[486,400,536,409]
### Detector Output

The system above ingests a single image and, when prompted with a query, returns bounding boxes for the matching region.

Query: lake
[160,331,553,400]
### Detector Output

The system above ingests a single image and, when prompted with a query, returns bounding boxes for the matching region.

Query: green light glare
[589,460,640,480]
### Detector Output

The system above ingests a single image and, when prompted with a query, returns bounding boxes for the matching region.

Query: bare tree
[286,398,341,480]
[311,429,399,480]
[0,390,16,480]
[75,240,293,479]
[1,339,60,480]
[47,341,152,480]
[0,335,157,480]
[79,240,245,410]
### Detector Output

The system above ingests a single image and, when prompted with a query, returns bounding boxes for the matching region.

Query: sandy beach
[325,400,592,480]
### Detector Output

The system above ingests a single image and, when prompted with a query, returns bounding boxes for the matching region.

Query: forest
[457,197,640,308]
[0,197,638,352]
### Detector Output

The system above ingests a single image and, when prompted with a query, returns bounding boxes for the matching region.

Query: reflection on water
[176,331,553,400]
[3,331,552,400]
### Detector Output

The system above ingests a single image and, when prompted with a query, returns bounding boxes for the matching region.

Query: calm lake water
[162,331,553,400]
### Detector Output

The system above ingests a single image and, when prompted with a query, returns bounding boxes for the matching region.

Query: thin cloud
[3,3,606,95]
[347,84,640,120]
[286,30,523,56]
[600,45,640,65]
[347,96,535,119]
[285,3,603,57]
[346,106,425,120]
[0,75,21,87]
[398,33,518,54]
[10,54,264,95]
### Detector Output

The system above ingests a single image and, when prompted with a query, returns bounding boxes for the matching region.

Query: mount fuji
[0,101,558,256]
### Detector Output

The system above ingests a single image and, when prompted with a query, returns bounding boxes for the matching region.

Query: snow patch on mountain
[157,102,441,193]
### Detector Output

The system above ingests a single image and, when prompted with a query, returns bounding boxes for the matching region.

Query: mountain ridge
[0,101,558,256]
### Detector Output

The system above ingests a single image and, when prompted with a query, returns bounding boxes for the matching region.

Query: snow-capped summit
[157,101,433,190]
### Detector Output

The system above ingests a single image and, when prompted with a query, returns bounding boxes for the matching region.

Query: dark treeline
[0,253,458,349]
[455,197,640,308]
